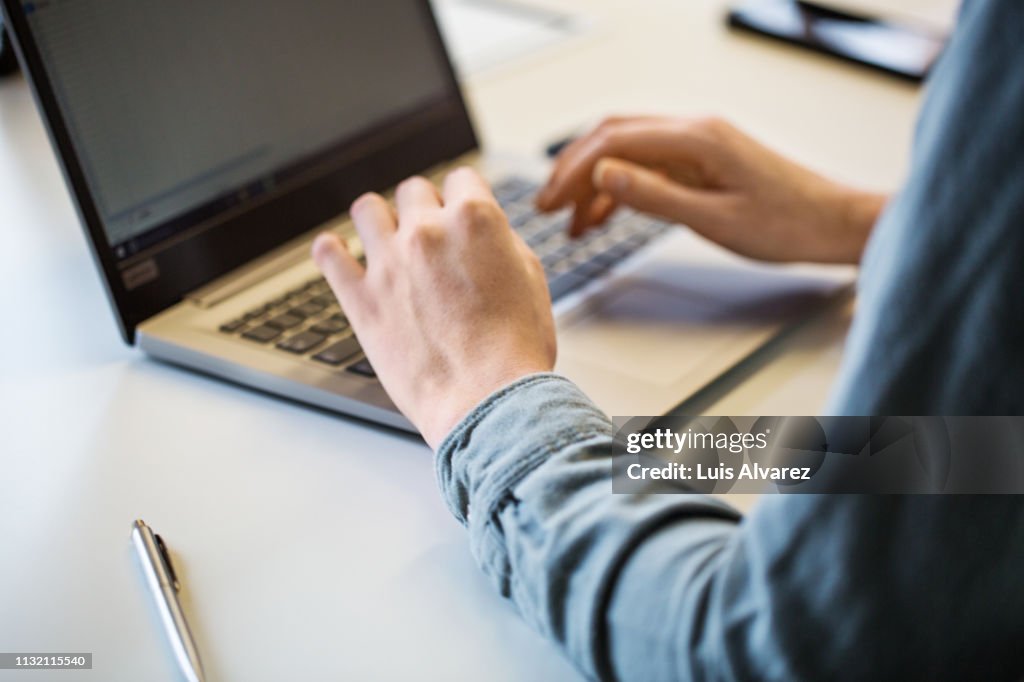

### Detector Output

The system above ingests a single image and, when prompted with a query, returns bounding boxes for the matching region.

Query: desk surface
[0,1,926,679]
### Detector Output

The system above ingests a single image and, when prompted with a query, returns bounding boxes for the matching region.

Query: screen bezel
[0,0,478,343]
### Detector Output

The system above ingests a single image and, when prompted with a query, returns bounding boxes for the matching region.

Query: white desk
[0,1,927,680]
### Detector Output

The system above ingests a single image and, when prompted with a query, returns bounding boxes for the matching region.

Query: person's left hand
[312,168,557,449]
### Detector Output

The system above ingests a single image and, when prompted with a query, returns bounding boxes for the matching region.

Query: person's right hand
[536,116,887,264]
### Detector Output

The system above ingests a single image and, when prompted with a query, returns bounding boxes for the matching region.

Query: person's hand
[312,168,556,449]
[537,116,887,264]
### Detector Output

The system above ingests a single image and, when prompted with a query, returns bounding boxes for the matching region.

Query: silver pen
[131,520,207,682]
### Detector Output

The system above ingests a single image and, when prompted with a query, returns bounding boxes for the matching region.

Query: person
[312,0,1024,679]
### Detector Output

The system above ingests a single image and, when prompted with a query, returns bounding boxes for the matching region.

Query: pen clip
[154,533,181,592]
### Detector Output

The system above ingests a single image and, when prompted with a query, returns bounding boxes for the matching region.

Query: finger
[588,193,618,226]
[538,118,708,212]
[537,115,662,208]
[348,192,396,257]
[442,166,499,206]
[566,190,618,239]
[593,157,722,230]
[568,191,597,239]
[312,232,364,309]
[395,176,442,221]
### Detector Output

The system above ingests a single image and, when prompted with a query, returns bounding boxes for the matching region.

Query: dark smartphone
[727,0,946,82]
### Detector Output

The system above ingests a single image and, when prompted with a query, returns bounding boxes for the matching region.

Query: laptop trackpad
[558,270,839,388]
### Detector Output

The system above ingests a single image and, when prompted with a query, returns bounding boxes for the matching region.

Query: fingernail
[595,161,628,193]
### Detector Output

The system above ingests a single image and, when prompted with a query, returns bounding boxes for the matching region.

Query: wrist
[810,183,887,264]
[416,359,554,449]
[836,188,887,264]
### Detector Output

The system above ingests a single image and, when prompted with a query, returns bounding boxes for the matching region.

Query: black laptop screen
[4,0,476,340]
[23,0,459,259]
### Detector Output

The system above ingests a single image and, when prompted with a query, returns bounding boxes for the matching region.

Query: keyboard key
[592,242,634,266]
[565,246,601,266]
[505,203,537,227]
[525,224,564,248]
[245,303,273,318]
[309,317,350,335]
[540,244,573,268]
[219,318,247,333]
[291,300,326,318]
[494,177,534,204]
[308,294,337,307]
[276,330,326,354]
[312,335,362,366]
[565,256,607,280]
[266,313,304,330]
[242,324,282,343]
[490,176,677,302]
[346,358,376,378]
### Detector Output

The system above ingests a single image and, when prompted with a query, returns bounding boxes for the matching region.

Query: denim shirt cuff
[434,372,602,526]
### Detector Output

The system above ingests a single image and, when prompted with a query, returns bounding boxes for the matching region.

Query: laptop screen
[5,0,476,340]
[25,0,458,258]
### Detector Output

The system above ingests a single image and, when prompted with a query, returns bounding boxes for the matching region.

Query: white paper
[431,0,585,77]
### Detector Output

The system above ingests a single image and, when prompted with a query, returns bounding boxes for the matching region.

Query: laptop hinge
[186,218,351,309]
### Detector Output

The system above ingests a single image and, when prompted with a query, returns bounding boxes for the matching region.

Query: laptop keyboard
[217,176,671,375]
[494,176,671,299]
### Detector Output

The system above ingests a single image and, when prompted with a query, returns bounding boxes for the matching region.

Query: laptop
[1,0,852,432]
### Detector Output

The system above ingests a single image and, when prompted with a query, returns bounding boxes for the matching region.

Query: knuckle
[402,209,437,230]
[351,192,381,214]
[398,176,429,193]
[593,125,615,146]
[455,198,503,228]
[696,115,731,138]
[405,222,445,251]
[596,124,627,152]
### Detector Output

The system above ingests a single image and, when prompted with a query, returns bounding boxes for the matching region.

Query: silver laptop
[2,0,851,432]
